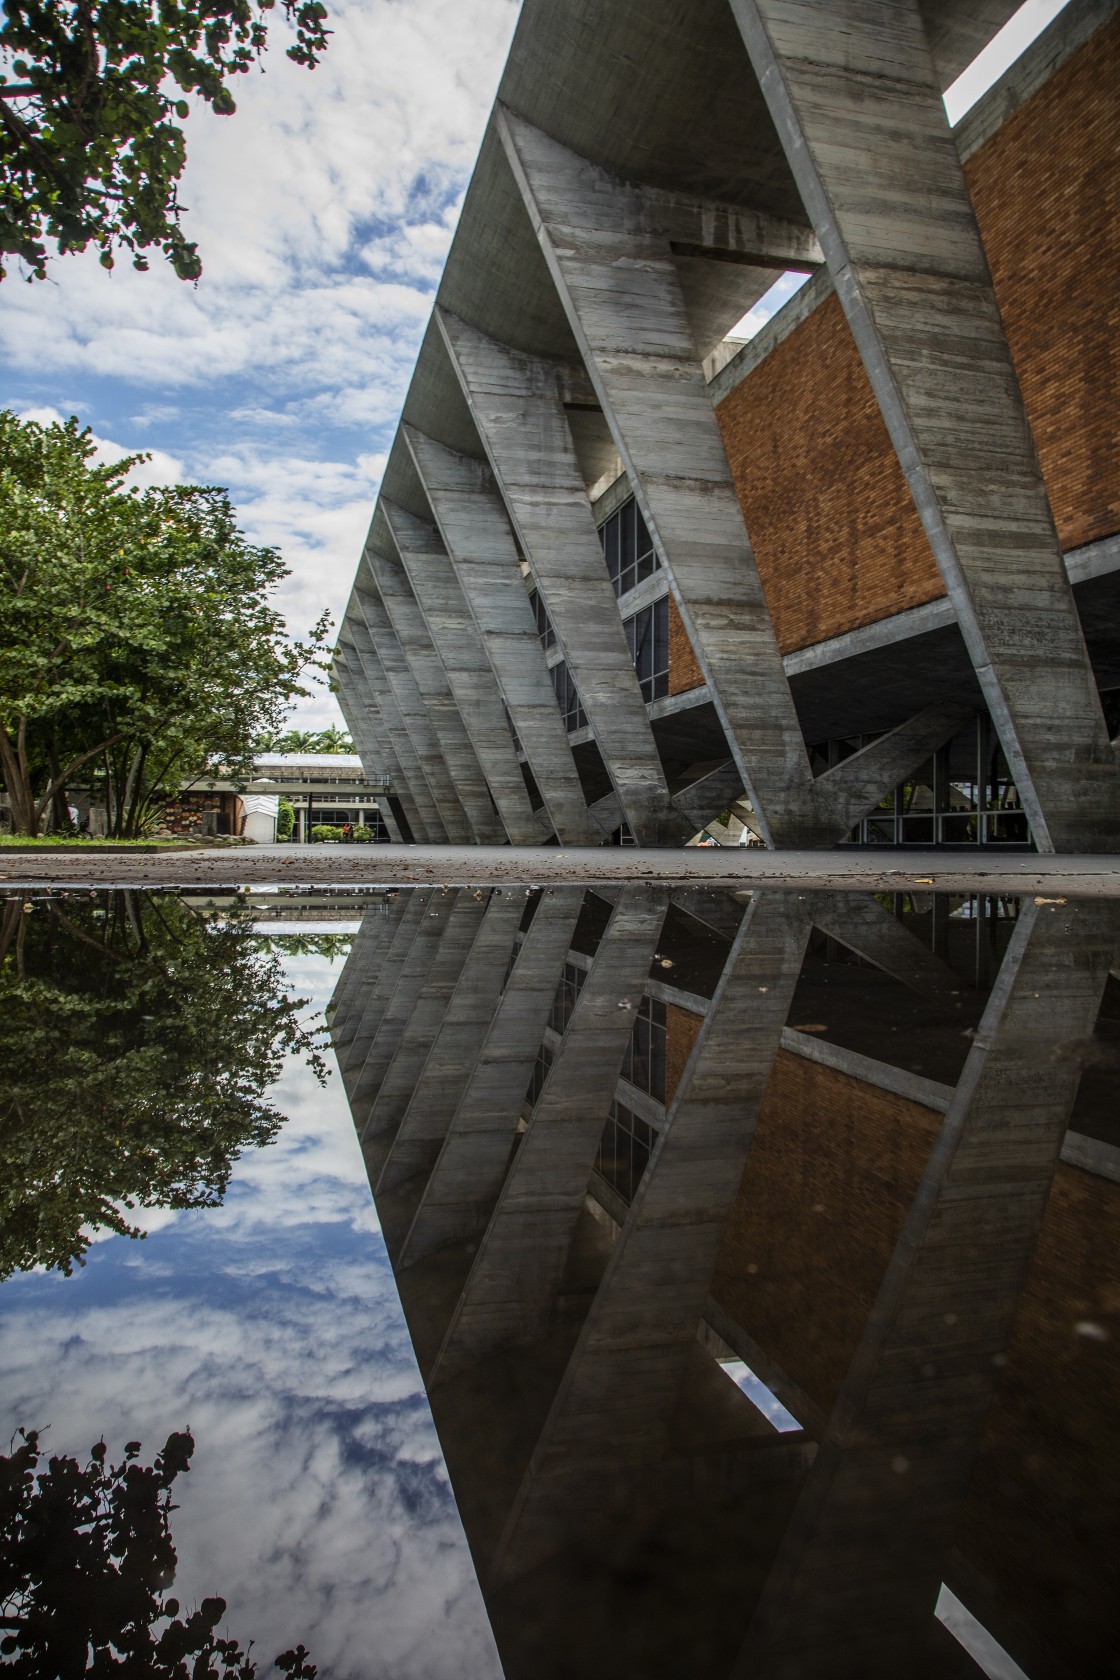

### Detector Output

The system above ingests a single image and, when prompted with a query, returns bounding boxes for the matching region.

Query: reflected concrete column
[338,890,432,1085]
[377,892,527,1199]
[732,0,1120,853]
[354,573,473,843]
[380,500,541,845]
[735,899,1118,1680]
[351,889,457,1116]
[436,310,680,846]
[359,890,489,1176]
[494,890,812,1580]
[496,109,824,848]
[328,898,407,1047]
[399,889,587,1267]
[363,534,505,844]
[433,886,671,1381]
[403,427,600,846]
[340,618,436,844]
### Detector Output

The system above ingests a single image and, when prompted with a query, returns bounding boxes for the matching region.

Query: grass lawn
[0,835,250,850]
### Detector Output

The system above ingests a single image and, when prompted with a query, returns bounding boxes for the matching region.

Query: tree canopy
[0,0,330,282]
[0,409,329,836]
[0,1427,317,1675]
[0,889,328,1280]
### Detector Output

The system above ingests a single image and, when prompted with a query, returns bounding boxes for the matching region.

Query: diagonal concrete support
[431,886,671,1383]
[732,0,1120,853]
[362,538,505,844]
[399,888,586,1268]
[376,892,527,1199]
[436,309,681,846]
[403,427,600,846]
[354,573,475,844]
[492,890,813,1583]
[337,890,433,1084]
[496,107,827,848]
[332,678,404,842]
[340,617,441,843]
[811,894,960,996]
[671,759,746,836]
[351,889,457,1120]
[379,500,540,845]
[359,891,490,1171]
[327,898,408,1046]
[813,703,976,840]
[734,898,1118,1678]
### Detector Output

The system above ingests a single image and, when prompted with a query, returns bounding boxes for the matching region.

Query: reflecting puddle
[2,885,1117,1679]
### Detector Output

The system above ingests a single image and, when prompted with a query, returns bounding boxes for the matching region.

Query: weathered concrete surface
[7,844,1119,898]
[436,310,681,846]
[732,0,1120,853]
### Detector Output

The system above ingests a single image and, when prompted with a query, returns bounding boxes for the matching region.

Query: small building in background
[160,754,392,842]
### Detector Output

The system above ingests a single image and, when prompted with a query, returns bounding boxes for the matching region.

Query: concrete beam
[340,617,442,844]
[493,890,813,1582]
[733,0,1120,853]
[337,890,433,1083]
[351,888,455,1117]
[671,759,746,835]
[353,573,475,844]
[735,897,1118,1677]
[380,499,541,845]
[496,106,828,848]
[376,892,527,1199]
[813,703,977,839]
[402,427,600,846]
[362,539,505,844]
[436,309,682,845]
[399,888,586,1267]
[431,886,670,1381]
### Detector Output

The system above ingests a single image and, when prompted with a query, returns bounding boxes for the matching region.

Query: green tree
[0,0,330,283]
[0,890,327,1280]
[0,410,329,837]
[275,797,295,840]
[256,727,352,755]
[0,1427,317,1675]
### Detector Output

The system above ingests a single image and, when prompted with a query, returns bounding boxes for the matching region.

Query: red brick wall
[715,17,1119,652]
[668,595,705,695]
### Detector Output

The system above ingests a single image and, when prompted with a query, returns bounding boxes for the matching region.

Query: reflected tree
[0,1427,316,1676]
[0,892,327,1279]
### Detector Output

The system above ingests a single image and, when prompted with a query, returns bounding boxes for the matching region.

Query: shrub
[276,798,295,841]
[351,825,374,843]
[310,825,342,843]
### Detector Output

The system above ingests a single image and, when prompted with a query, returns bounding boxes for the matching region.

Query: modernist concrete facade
[334,0,1120,850]
[329,883,1120,1677]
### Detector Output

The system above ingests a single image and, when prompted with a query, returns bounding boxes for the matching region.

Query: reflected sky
[0,927,503,1680]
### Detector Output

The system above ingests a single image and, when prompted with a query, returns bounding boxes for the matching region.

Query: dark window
[549,960,585,1035]
[624,598,669,702]
[525,1041,554,1109]
[551,660,587,733]
[620,995,666,1101]
[599,496,659,598]
[595,1100,658,1205]
[529,588,556,652]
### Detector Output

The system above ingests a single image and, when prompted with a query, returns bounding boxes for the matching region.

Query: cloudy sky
[0,0,1069,732]
[0,931,505,1678]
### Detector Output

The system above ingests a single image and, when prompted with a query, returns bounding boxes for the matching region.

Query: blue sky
[0,0,1069,732]
[0,935,504,1679]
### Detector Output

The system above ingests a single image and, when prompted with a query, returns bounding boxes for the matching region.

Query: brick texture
[665,1002,703,1103]
[667,594,705,695]
[709,1051,940,1411]
[714,18,1119,652]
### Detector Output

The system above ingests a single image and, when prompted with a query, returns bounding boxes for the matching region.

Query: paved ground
[3,844,1120,897]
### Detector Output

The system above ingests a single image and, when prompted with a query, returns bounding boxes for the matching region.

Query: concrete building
[334,0,1120,851]
[161,753,393,842]
[329,883,1120,1677]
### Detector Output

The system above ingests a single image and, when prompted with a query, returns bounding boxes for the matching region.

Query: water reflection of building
[331,887,1119,1679]
[330,0,1120,852]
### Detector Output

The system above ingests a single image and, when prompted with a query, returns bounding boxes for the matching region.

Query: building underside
[333,0,1120,851]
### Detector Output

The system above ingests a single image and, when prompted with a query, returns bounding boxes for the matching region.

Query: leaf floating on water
[1034,896,1067,905]
[793,1023,828,1033]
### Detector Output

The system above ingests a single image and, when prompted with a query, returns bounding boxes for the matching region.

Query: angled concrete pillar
[496,108,826,847]
[363,537,505,844]
[402,427,600,846]
[493,890,813,1582]
[359,890,489,1171]
[328,898,407,1045]
[351,889,456,1118]
[340,619,437,843]
[735,899,1118,1678]
[810,894,960,996]
[332,678,404,842]
[354,576,474,843]
[399,888,587,1267]
[380,499,541,845]
[436,309,681,846]
[337,890,432,1083]
[377,892,526,1198]
[336,648,418,843]
[432,886,671,1381]
[732,0,1120,853]
[812,702,977,840]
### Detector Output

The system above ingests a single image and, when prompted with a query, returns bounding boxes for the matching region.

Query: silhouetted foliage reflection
[0,1427,316,1676]
[0,892,328,1279]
